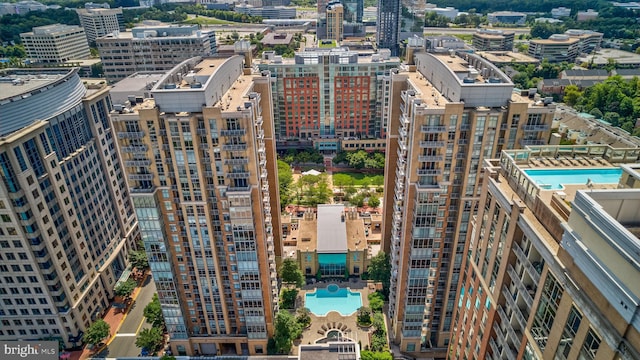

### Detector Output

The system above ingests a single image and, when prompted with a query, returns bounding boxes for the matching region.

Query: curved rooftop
[0,68,85,137]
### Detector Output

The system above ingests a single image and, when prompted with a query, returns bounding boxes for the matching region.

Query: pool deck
[292,279,381,355]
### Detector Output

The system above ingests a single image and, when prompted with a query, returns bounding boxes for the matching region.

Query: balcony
[227,185,251,193]
[222,143,247,151]
[117,131,145,139]
[421,125,447,133]
[128,173,153,181]
[460,124,471,130]
[520,139,545,146]
[512,243,541,284]
[521,124,550,131]
[227,171,250,179]
[121,145,148,153]
[503,287,528,330]
[507,265,533,308]
[124,160,151,167]
[419,140,445,148]
[220,129,247,136]
[418,155,444,162]
[224,158,249,165]
[417,169,442,176]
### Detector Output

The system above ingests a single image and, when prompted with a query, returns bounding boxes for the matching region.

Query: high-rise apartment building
[76,6,124,44]
[0,68,138,347]
[97,25,216,83]
[326,2,344,42]
[20,24,90,63]
[382,50,555,357]
[256,48,399,151]
[451,147,640,360]
[376,0,401,56]
[110,51,282,356]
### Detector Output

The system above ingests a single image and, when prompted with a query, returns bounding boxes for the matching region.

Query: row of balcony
[512,243,541,284]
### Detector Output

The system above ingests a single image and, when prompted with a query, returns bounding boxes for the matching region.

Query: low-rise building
[487,11,527,25]
[476,51,540,65]
[577,49,640,69]
[551,6,571,18]
[235,5,296,19]
[424,4,459,20]
[529,34,581,63]
[577,8,599,21]
[472,29,515,51]
[20,24,90,63]
[96,25,216,83]
[260,32,293,46]
[560,68,608,80]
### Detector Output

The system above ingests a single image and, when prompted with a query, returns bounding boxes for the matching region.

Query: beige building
[450,145,640,360]
[0,68,138,348]
[472,29,515,51]
[326,2,344,42]
[110,53,282,356]
[76,7,124,44]
[20,24,90,63]
[96,25,216,83]
[528,30,602,63]
[382,50,555,358]
[282,206,372,278]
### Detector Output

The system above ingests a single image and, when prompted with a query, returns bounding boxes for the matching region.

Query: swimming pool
[524,168,622,189]
[305,285,362,316]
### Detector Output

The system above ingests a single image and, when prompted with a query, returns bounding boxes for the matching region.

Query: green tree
[368,292,385,313]
[135,327,164,353]
[296,307,311,328]
[347,150,368,169]
[589,108,603,119]
[114,279,137,298]
[361,350,393,360]
[83,319,110,346]
[144,294,165,328]
[367,253,391,297]
[280,288,298,309]
[368,196,380,208]
[357,306,372,325]
[279,258,305,287]
[273,311,302,354]
[278,160,293,209]
[562,85,582,106]
[129,249,149,270]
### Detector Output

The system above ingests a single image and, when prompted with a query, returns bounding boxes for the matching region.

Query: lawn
[318,39,337,48]
[182,17,235,25]
[332,172,384,187]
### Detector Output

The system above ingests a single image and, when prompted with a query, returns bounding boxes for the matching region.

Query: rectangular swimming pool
[305,284,362,316]
[524,168,622,189]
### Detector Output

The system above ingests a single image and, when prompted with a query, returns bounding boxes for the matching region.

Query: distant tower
[376,0,400,56]
[326,2,344,42]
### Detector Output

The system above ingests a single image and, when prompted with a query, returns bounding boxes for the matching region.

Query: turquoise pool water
[524,168,622,189]
[305,285,362,316]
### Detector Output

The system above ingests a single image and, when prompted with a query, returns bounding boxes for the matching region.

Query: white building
[551,6,571,18]
[20,24,90,63]
[76,6,124,44]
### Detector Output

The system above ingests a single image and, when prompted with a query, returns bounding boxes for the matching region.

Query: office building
[424,4,459,20]
[528,30,602,63]
[326,2,344,42]
[0,0,47,15]
[564,29,603,54]
[20,24,90,63]
[577,9,599,21]
[110,50,282,355]
[256,47,399,151]
[472,29,515,52]
[551,7,572,18]
[487,11,527,25]
[76,6,124,44]
[96,25,216,83]
[450,146,640,360]
[235,5,296,19]
[376,0,401,56]
[0,68,138,348]
[382,50,555,357]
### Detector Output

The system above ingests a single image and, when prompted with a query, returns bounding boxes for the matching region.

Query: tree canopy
[83,319,110,346]
[273,311,302,354]
[279,258,305,287]
[367,252,391,298]
[114,279,137,298]
[129,249,149,270]
[135,327,164,353]
[144,294,165,328]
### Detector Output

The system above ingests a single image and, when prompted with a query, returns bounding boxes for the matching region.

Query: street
[93,276,157,358]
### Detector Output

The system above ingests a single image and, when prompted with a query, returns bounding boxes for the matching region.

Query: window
[555,305,582,359]
[579,328,601,360]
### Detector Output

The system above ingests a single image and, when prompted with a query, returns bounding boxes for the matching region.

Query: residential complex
[255,47,399,151]
[76,6,124,44]
[376,0,401,56]
[451,146,640,360]
[96,25,217,83]
[382,50,555,357]
[110,51,282,355]
[20,24,90,63]
[0,68,138,348]
[472,30,515,52]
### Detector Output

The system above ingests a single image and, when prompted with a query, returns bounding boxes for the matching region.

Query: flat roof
[317,204,348,253]
[0,72,66,100]
[577,48,640,65]
[406,70,448,109]
[477,51,540,64]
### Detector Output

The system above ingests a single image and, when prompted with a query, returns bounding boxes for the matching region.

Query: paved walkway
[69,272,150,360]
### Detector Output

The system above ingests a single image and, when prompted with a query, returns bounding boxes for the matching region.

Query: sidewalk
[69,273,149,360]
